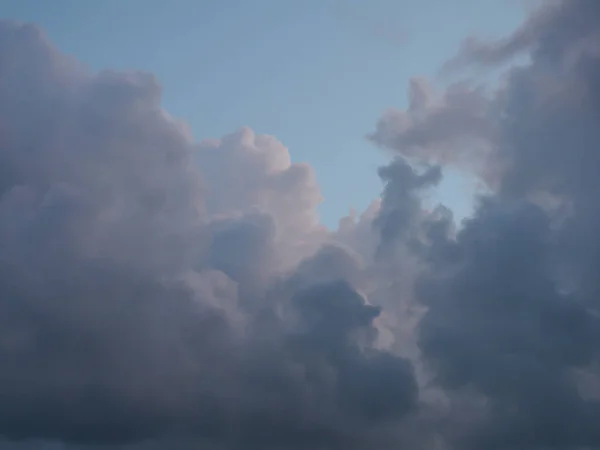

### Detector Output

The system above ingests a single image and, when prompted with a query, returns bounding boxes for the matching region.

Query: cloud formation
[368,77,493,172]
[0,20,418,450]
[1,0,600,448]
[407,1,600,448]
[365,0,600,448]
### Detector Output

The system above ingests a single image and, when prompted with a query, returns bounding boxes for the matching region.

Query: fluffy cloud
[1,0,600,448]
[0,20,419,450]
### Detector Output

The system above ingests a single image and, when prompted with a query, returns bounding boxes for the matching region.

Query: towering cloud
[1,0,599,448]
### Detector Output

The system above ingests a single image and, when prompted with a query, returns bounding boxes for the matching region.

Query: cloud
[443,0,600,72]
[367,77,498,185]
[196,128,323,238]
[397,1,600,448]
[0,20,420,450]
[374,157,442,248]
[2,0,600,448]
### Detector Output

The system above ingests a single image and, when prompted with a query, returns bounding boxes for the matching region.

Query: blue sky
[1,0,527,227]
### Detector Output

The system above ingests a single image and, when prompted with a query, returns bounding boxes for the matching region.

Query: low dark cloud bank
[0,1,599,448]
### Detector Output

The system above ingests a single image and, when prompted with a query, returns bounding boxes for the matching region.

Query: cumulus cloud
[0,19,420,450]
[2,0,600,448]
[401,1,600,448]
[364,1,600,449]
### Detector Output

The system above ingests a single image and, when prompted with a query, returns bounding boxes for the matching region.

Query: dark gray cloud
[397,1,600,448]
[374,157,441,248]
[418,199,600,449]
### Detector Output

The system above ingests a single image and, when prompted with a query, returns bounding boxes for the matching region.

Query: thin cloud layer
[444,0,600,71]
[1,0,600,448]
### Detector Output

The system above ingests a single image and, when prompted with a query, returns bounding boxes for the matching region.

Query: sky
[3,1,600,450]
[1,0,528,226]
